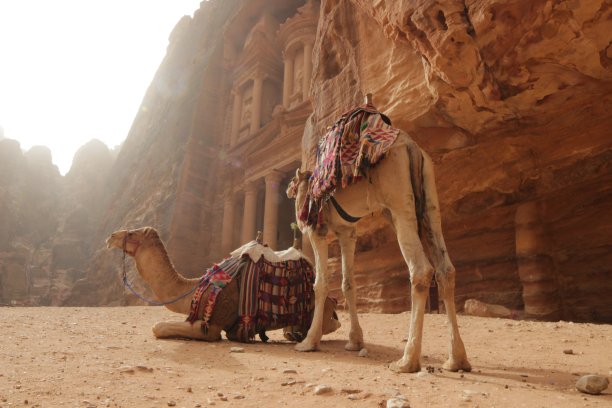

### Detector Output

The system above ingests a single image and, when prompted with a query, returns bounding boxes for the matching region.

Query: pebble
[385,388,401,397]
[416,371,431,379]
[358,348,368,357]
[563,349,574,355]
[314,385,333,395]
[576,375,609,395]
[386,397,410,408]
[282,369,297,374]
[167,401,176,407]
[341,388,361,394]
[230,347,245,353]
[82,400,97,408]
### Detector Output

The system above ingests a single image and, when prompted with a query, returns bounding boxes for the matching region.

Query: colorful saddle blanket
[186,242,315,342]
[300,103,400,226]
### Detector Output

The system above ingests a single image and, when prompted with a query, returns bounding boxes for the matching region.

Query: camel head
[286,168,311,199]
[106,227,160,257]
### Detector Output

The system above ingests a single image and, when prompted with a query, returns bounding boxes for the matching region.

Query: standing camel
[287,118,471,373]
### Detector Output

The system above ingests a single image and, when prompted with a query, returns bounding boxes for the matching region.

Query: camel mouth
[106,231,127,249]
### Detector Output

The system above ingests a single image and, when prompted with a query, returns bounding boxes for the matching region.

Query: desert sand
[0,307,610,408]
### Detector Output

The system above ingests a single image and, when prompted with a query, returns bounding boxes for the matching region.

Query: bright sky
[0,0,202,175]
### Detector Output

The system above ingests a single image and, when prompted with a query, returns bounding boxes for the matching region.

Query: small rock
[167,401,176,407]
[233,394,245,399]
[195,404,202,408]
[386,397,410,408]
[385,388,401,397]
[348,394,361,400]
[576,375,609,395]
[563,349,574,355]
[219,396,228,402]
[82,400,97,408]
[314,385,333,395]
[118,366,135,374]
[186,387,192,393]
[416,371,430,379]
[282,369,297,374]
[341,388,361,395]
[230,347,245,353]
[206,398,216,406]
[358,348,368,357]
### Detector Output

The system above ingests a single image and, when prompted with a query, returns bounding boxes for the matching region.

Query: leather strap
[330,196,362,223]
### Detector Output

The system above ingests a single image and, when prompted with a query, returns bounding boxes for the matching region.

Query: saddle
[300,103,400,226]
[186,240,316,342]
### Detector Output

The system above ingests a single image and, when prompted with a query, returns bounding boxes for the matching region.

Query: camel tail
[418,148,453,270]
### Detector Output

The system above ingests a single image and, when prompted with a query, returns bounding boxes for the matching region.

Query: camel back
[299,103,425,231]
[186,244,315,342]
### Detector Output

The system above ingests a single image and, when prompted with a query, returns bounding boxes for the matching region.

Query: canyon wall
[310,0,612,321]
[2,0,610,322]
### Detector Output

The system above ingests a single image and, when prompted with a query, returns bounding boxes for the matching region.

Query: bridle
[120,232,200,306]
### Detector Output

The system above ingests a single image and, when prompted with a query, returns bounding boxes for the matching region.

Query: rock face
[0,139,114,305]
[69,0,612,321]
[4,1,610,322]
[304,0,612,322]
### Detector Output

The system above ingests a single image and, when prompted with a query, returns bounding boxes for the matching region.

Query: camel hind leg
[387,206,434,373]
[421,153,471,372]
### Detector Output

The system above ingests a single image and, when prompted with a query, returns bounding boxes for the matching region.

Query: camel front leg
[295,229,329,352]
[152,321,222,341]
[337,228,364,351]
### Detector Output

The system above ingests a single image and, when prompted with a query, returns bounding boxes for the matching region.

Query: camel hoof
[389,359,421,373]
[295,340,319,352]
[344,340,363,351]
[442,357,472,372]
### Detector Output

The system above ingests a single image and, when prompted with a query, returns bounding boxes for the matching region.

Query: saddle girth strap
[330,196,362,223]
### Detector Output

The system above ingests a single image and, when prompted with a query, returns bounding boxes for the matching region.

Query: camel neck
[133,244,199,314]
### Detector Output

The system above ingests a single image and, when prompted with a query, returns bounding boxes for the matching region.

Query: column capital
[243,180,260,194]
[265,170,285,185]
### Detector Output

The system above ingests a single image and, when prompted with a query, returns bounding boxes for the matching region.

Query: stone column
[302,42,313,100]
[221,192,235,254]
[282,53,294,107]
[515,201,561,320]
[250,76,264,134]
[263,171,285,249]
[230,88,242,145]
[240,182,259,244]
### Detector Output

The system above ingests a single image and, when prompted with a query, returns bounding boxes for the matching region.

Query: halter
[121,232,200,306]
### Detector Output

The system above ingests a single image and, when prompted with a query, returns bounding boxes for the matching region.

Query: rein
[121,234,200,306]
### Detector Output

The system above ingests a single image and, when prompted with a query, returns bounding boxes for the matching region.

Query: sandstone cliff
[308,0,612,321]
[0,139,114,305]
[5,0,609,322]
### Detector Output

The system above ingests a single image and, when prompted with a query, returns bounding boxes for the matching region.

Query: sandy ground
[0,307,610,408]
